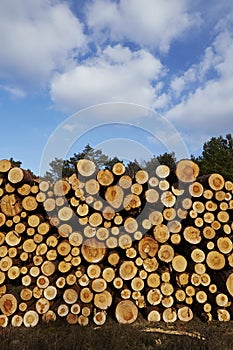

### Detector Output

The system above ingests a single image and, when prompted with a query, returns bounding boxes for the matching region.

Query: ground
[0,315,233,350]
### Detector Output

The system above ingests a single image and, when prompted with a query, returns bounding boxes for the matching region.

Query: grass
[1,315,233,350]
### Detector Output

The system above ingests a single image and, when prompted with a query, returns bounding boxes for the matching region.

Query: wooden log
[66,273,77,286]
[89,212,103,227]
[93,310,107,325]
[11,314,23,327]
[145,189,159,203]
[70,303,81,315]
[194,263,206,275]
[163,208,176,221]
[177,306,193,321]
[5,183,15,193]
[131,277,144,292]
[42,310,56,323]
[97,169,114,186]
[92,278,107,293]
[183,226,201,244]
[149,176,159,187]
[161,282,174,296]
[63,288,78,304]
[0,159,11,173]
[162,308,177,322]
[203,226,216,240]
[172,255,187,273]
[112,162,125,176]
[175,289,186,302]
[115,300,138,324]
[85,179,100,195]
[77,159,96,177]
[81,238,106,263]
[208,173,225,191]
[118,234,132,250]
[105,185,124,209]
[200,273,211,287]
[119,175,132,189]
[147,288,162,305]
[153,224,170,243]
[119,261,137,280]
[191,248,205,263]
[135,170,149,184]
[94,290,112,310]
[147,309,161,322]
[206,251,225,270]
[143,257,159,273]
[226,273,233,297]
[217,237,232,254]
[156,164,170,178]
[158,244,174,263]
[113,277,123,289]
[121,289,131,299]
[22,196,38,211]
[36,297,50,314]
[215,293,229,307]
[147,273,160,288]
[175,159,199,183]
[80,287,93,303]
[161,191,176,207]
[22,275,32,287]
[58,206,73,222]
[0,256,13,271]
[0,293,17,316]
[123,194,141,210]
[23,310,39,327]
[54,179,70,196]
[217,211,229,223]
[5,230,21,246]
[0,213,6,227]
[57,304,69,317]
[37,275,50,289]
[102,267,115,283]
[124,217,138,233]
[193,201,205,213]
[8,266,20,280]
[138,236,158,259]
[217,309,230,321]
[159,179,170,191]
[189,182,203,197]
[1,194,22,216]
[108,252,120,266]
[131,183,143,195]
[162,295,174,308]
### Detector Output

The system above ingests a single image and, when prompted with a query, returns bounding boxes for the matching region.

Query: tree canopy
[192,134,233,181]
[40,134,233,182]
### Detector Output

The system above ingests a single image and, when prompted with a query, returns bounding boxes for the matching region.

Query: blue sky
[0,0,233,175]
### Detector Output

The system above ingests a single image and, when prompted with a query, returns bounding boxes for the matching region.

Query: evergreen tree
[192,134,233,180]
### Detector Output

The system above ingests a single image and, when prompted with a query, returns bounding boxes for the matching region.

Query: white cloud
[0,0,86,91]
[50,44,165,112]
[0,84,26,98]
[86,0,200,52]
[166,28,233,136]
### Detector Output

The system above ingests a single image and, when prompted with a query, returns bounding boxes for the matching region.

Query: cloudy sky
[0,0,233,174]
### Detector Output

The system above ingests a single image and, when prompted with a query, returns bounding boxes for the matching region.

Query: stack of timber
[0,157,232,328]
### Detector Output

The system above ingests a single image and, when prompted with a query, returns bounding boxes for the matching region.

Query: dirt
[0,316,233,350]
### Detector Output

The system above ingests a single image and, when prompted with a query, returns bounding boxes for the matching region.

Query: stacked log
[0,157,232,327]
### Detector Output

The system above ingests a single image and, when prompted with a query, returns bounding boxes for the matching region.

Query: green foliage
[143,152,176,175]
[192,134,233,180]
[9,157,22,168]
[44,144,122,182]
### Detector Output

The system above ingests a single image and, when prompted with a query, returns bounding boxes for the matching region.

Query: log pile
[0,157,232,327]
